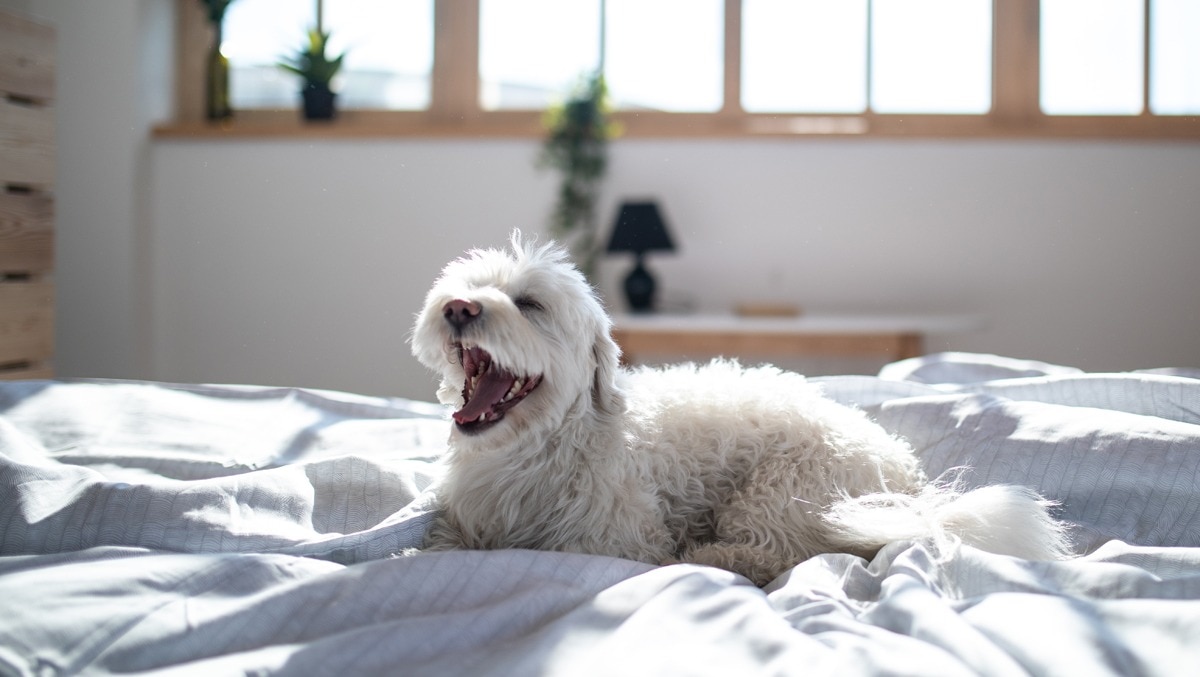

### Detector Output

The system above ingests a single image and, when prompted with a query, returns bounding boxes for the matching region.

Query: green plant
[539,74,620,280]
[278,28,346,89]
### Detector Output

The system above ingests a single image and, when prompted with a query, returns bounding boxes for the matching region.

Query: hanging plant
[538,74,620,280]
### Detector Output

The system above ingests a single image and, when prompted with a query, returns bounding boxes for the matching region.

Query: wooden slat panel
[0,190,53,274]
[0,280,54,365]
[0,10,54,379]
[0,10,55,102]
[0,97,55,187]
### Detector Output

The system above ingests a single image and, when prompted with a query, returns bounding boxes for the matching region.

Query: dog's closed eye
[513,295,544,313]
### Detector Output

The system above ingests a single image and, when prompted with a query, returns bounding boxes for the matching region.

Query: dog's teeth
[499,380,521,403]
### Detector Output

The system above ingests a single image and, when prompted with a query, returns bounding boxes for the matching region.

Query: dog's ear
[590,331,623,416]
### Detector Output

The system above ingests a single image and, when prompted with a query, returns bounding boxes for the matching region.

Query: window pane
[742,0,867,113]
[1151,0,1200,115]
[871,0,992,114]
[224,0,313,109]
[480,0,601,110]
[324,0,433,110]
[605,0,724,112]
[224,0,432,111]
[1041,0,1143,115]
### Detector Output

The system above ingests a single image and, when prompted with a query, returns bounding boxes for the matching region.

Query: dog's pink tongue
[454,370,515,424]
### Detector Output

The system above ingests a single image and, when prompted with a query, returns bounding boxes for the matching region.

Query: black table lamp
[606,201,676,313]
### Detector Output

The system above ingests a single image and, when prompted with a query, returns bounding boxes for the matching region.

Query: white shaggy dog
[411,233,1070,586]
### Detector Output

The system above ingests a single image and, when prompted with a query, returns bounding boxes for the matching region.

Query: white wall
[24,0,1200,401]
[148,139,559,397]
[148,139,1200,398]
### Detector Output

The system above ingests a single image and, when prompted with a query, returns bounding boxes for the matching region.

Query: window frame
[160,0,1200,139]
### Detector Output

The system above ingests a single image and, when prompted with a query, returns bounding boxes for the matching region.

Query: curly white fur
[410,232,1071,586]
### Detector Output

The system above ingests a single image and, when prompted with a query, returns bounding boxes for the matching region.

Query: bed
[2,352,1198,675]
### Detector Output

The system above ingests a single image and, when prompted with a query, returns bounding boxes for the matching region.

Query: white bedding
[1,353,1198,675]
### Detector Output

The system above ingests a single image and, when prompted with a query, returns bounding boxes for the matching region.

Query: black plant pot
[301,84,337,121]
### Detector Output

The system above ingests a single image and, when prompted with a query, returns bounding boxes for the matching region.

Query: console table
[611,314,982,365]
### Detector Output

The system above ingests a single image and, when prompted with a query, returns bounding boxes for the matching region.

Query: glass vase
[205,21,231,121]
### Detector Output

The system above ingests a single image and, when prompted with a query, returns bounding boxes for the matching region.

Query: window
[1152,0,1200,114]
[479,0,723,112]
[325,0,434,110]
[870,0,992,114]
[478,0,599,111]
[742,0,991,115]
[222,0,309,109]
[604,0,724,112]
[165,0,1200,139]
[742,1,867,114]
[1042,0,1200,116]
[1041,0,1144,115]
[1151,0,1200,114]
[222,0,433,111]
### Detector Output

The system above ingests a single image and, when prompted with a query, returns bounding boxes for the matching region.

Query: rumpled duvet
[1,353,1198,675]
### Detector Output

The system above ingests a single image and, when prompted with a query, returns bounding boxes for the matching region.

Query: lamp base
[624,256,656,313]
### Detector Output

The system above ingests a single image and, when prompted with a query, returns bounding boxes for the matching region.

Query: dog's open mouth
[452,344,542,433]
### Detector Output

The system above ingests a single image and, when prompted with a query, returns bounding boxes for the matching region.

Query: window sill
[151,110,1200,141]
[152,110,545,139]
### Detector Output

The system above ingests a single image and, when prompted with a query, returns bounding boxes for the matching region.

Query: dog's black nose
[443,299,482,329]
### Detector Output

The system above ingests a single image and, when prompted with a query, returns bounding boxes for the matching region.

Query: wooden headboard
[0,9,55,379]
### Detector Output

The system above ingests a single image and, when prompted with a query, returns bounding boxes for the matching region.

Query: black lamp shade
[606,202,676,255]
[607,201,676,313]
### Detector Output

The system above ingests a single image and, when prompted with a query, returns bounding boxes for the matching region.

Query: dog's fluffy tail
[822,481,1073,561]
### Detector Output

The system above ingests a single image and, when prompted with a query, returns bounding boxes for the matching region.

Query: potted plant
[279,28,346,121]
[539,74,620,280]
